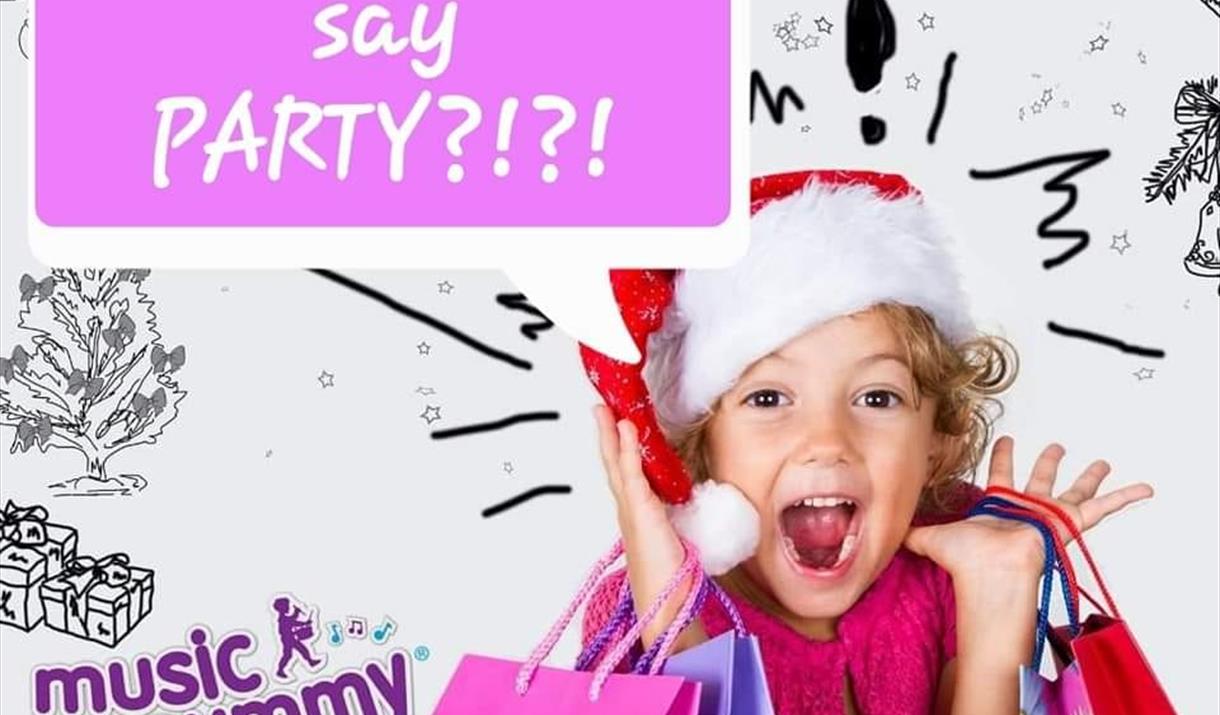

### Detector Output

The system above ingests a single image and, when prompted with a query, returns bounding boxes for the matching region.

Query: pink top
[581,487,980,715]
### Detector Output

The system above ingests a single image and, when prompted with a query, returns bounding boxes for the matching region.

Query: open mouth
[780,496,862,572]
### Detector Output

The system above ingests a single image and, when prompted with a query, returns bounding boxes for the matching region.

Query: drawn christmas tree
[1143,76,1220,291]
[0,269,187,496]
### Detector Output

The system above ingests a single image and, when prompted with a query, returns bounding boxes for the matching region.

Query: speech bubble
[27,0,749,362]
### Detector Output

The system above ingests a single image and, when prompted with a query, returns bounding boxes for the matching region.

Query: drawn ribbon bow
[0,500,50,547]
[61,554,132,635]
[1175,80,1220,182]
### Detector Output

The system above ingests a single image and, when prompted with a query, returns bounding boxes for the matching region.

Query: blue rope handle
[967,496,1081,667]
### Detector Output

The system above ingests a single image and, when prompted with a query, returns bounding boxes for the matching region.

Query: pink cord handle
[515,540,625,695]
[646,560,706,675]
[588,541,699,701]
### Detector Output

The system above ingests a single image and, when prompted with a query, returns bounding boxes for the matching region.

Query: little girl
[578,170,1153,714]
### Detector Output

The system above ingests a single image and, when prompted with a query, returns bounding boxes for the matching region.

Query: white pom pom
[669,481,759,575]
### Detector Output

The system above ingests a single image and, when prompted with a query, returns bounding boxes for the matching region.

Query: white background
[2,0,1218,712]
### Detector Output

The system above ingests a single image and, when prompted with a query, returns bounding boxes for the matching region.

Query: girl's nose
[792,403,854,467]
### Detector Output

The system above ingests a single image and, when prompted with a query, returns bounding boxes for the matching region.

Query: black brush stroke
[482,485,573,518]
[927,52,957,144]
[495,293,554,341]
[431,411,560,440]
[310,270,532,371]
[1047,322,1166,357]
[751,70,805,124]
[969,150,1111,270]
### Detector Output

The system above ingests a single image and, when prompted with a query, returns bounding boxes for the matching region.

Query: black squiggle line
[751,71,805,124]
[969,150,1111,269]
[309,270,532,371]
[432,411,560,440]
[927,52,957,144]
[1047,322,1166,357]
[481,485,573,518]
[495,293,554,341]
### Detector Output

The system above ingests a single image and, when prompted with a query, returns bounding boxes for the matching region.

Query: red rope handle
[985,485,1121,619]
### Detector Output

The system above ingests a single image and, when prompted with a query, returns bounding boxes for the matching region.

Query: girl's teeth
[834,534,858,567]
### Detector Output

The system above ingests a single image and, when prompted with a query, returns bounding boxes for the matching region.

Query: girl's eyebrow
[856,351,909,368]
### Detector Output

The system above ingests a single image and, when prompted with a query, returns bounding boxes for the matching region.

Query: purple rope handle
[642,574,709,675]
[707,577,748,637]
[573,577,635,672]
[588,542,699,701]
[515,540,624,695]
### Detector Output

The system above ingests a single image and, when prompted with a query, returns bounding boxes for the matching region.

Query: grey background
[2,0,1218,712]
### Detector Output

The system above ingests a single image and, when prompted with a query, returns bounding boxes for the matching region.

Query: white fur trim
[645,180,975,431]
[669,481,759,575]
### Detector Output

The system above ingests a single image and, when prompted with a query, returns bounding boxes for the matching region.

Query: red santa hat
[579,169,975,575]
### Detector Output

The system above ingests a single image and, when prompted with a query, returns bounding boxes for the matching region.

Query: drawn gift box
[0,543,48,631]
[0,500,79,579]
[126,566,155,627]
[0,501,79,632]
[41,553,138,648]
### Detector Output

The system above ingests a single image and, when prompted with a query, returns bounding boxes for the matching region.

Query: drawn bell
[1184,185,1220,282]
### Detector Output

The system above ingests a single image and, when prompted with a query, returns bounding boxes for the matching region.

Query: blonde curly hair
[663,302,1019,511]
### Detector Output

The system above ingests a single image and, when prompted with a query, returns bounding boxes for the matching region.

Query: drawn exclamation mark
[846,0,896,145]
[494,98,519,178]
[587,98,614,178]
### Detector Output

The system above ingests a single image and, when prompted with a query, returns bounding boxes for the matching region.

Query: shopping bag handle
[968,497,1081,667]
[574,577,637,672]
[517,539,627,695]
[588,542,700,699]
[638,575,750,675]
[985,485,1121,619]
[514,538,700,699]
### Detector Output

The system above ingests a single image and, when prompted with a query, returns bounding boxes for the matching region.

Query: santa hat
[579,169,975,575]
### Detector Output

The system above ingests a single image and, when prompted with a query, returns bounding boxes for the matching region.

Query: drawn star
[1088,35,1109,53]
[1137,50,1147,64]
[1061,100,1071,109]
[1132,367,1155,381]
[783,36,802,51]
[415,386,437,396]
[800,34,819,49]
[1041,88,1054,104]
[814,15,833,34]
[917,12,935,31]
[265,449,274,458]
[905,73,921,91]
[800,124,813,133]
[1030,102,1044,115]
[416,341,432,356]
[1184,298,1191,310]
[1111,102,1127,117]
[502,461,514,475]
[420,405,442,425]
[220,286,230,293]
[1018,107,1026,121]
[437,280,454,295]
[318,371,335,388]
[1110,231,1132,254]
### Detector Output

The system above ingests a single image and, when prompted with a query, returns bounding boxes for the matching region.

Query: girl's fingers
[1078,483,1154,530]
[985,436,1016,490]
[593,405,624,499]
[616,419,654,503]
[1025,443,1066,497]
[1058,459,1112,505]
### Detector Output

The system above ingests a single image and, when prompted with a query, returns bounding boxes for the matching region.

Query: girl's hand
[905,436,1154,584]
[593,404,698,651]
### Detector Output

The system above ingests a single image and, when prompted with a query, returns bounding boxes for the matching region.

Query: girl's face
[706,308,943,622]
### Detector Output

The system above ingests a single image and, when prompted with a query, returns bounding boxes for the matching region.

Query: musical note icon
[371,617,397,645]
[346,616,368,639]
[326,621,343,647]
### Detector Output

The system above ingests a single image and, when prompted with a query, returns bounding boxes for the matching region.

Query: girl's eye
[856,390,904,409]
[744,389,791,408]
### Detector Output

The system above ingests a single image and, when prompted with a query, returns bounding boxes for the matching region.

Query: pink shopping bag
[433,539,704,714]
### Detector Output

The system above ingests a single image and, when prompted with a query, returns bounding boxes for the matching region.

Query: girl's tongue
[781,501,856,569]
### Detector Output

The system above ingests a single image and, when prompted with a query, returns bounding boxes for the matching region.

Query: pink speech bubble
[34,0,730,228]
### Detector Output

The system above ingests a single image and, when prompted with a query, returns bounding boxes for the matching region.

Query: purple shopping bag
[1020,662,1091,715]
[434,540,704,715]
